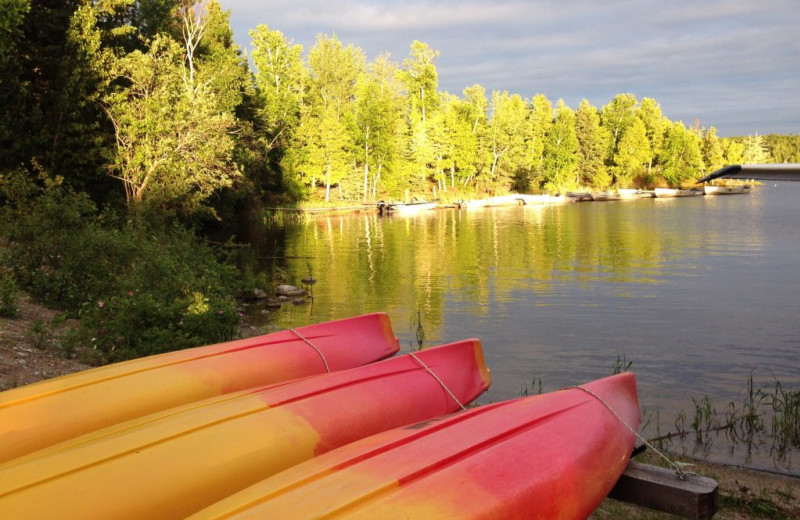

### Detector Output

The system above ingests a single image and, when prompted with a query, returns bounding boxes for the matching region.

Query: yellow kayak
[188,373,639,520]
[0,313,398,463]
[0,339,490,520]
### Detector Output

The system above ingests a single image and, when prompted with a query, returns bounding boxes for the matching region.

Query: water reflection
[251,183,800,474]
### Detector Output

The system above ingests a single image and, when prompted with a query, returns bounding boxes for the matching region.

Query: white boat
[654,188,704,198]
[592,189,643,201]
[378,200,437,215]
[566,191,593,202]
[460,195,523,209]
[515,194,576,205]
[703,185,750,196]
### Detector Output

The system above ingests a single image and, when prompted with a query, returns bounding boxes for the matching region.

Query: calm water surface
[252,183,800,473]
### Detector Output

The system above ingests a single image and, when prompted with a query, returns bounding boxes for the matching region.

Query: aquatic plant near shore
[647,375,800,470]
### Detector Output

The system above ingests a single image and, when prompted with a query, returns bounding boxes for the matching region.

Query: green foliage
[0,270,19,318]
[701,126,726,174]
[487,91,529,191]
[601,93,638,159]
[250,24,305,151]
[575,99,611,189]
[613,117,651,187]
[1,182,240,362]
[763,134,800,163]
[4,0,798,215]
[659,121,703,186]
[103,33,240,213]
[541,100,579,193]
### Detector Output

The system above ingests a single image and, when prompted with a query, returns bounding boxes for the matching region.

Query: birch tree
[306,34,364,201]
[102,6,238,212]
[575,99,611,189]
[541,100,578,193]
[250,24,305,151]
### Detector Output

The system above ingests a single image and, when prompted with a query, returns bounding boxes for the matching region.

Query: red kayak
[0,313,399,463]
[188,372,639,520]
[0,339,491,520]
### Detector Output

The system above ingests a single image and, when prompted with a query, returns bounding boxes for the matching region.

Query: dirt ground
[2,294,799,519]
[0,293,91,391]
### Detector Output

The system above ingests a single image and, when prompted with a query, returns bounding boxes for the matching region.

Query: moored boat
[460,195,522,209]
[654,187,704,198]
[703,184,750,195]
[516,194,576,205]
[0,313,399,464]
[0,340,491,520]
[566,191,594,201]
[188,372,639,520]
[378,200,437,214]
[592,189,643,201]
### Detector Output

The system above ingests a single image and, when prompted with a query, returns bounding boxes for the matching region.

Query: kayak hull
[189,372,638,520]
[0,340,490,520]
[0,313,399,463]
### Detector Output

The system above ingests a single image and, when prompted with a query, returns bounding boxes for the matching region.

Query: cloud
[220,0,800,135]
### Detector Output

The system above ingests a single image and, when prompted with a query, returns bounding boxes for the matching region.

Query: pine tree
[741,134,773,164]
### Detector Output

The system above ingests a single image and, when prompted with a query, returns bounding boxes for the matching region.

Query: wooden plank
[607,461,719,519]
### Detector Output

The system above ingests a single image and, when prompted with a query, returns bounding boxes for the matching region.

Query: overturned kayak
[189,372,638,520]
[0,313,399,463]
[0,339,490,520]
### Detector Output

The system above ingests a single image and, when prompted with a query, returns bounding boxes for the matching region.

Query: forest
[1,0,798,360]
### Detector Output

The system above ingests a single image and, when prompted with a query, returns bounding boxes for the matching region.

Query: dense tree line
[2,0,793,216]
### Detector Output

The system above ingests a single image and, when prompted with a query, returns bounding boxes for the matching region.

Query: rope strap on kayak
[408,351,467,411]
[569,385,695,480]
[289,328,330,372]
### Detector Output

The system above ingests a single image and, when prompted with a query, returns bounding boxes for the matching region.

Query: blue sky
[220,0,799,137]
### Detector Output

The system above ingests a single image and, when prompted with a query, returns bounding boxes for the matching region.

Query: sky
[219,0,799,137]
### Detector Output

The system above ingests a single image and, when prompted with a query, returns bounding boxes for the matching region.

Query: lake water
[250,183,800,473]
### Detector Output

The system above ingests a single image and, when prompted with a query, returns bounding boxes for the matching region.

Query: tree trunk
[363,127,370,202]
[325,163,331,202]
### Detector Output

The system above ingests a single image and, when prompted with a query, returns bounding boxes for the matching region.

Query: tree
[397,41,439,125]
[1,0,120,200]
[612,117,651,187]
[701,126,725,173]
[601,93,638,167]
[659,121,703,186]
[355,53,401,201]
[574,99,611,189]
[103,33,238,211]
[637,97,667,178]
[723,138,745,166]
[487,91,528,192]
[250,24,305,152]
[541,100,578,193]
[396,41,441,194]
[741,134,772,164]
[305,34,364,201]
[461,84,489,188]
[522,93,553,190]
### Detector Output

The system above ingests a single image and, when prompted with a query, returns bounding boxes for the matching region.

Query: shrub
[0,271,19,318]
[1,181,241,362]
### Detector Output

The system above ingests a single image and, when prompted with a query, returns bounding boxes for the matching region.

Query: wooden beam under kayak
[606,461,719,519]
